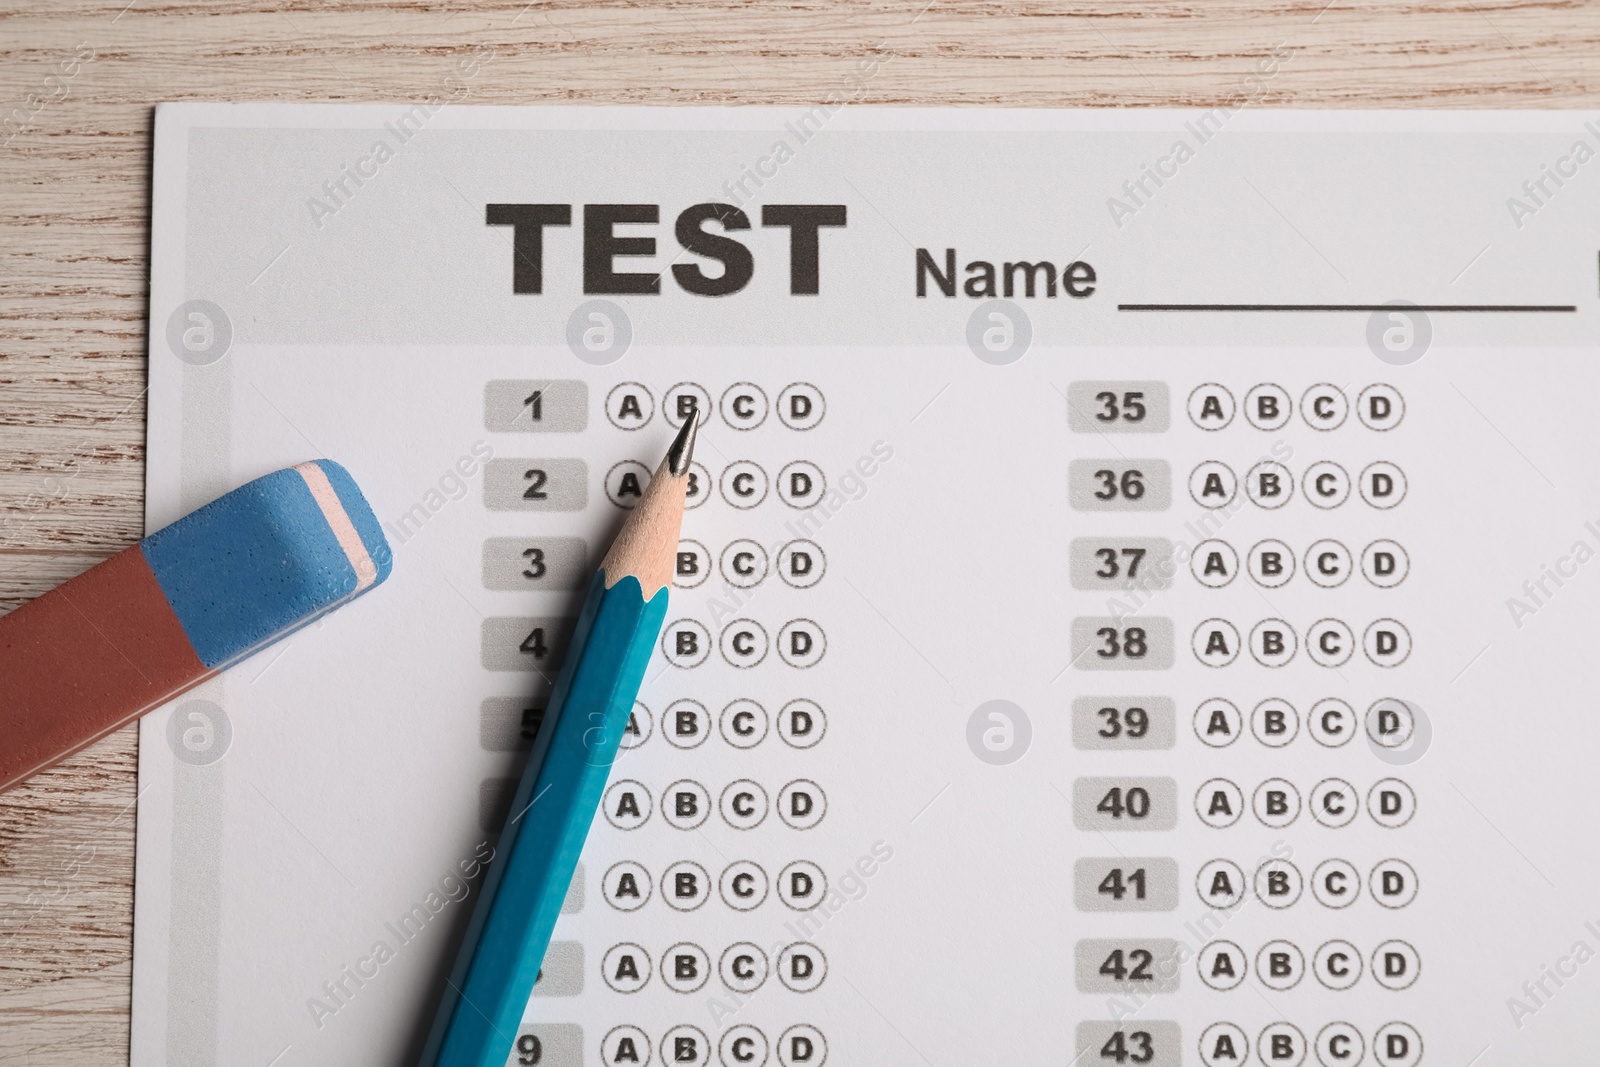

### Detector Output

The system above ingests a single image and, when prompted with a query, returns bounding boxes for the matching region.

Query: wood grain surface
[1,0,1596,1060]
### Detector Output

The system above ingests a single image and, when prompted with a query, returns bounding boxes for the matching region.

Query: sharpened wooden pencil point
[601,417,697,597]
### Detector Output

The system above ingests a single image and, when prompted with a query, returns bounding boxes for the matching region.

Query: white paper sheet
[136,103,1600,1067]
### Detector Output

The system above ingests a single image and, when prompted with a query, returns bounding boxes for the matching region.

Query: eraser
[0,460,391,793]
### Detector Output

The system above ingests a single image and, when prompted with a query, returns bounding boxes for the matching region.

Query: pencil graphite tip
[666,415,698,476]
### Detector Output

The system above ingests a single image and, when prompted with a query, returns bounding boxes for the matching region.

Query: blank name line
[1118,303,1577,312]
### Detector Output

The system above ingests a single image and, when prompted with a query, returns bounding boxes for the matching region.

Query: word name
[916,248,1097,299]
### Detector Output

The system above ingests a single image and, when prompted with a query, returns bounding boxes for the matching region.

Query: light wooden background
[1,0,1596,1060]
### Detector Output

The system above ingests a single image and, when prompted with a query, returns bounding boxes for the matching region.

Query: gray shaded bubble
[167,699,231,766]
[166,300,232,366]
[1367,698,1432,765]
[965,299,1031,364]
[966,699,1031,765]
[1366,300,1431,365]
[566,299,632,365]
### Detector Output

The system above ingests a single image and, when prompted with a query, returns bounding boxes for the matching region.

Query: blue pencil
[420,418,698,1067]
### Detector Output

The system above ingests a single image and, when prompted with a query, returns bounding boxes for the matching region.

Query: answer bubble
[662,619,711,668]
[1360,461,1408,509]
[1196,858,1246,908]
[1358,383,1406,429]
[603,1026,652,1067]
[777,619,825,668]
[1363,618,1412,667]
[602,861,652,911]
[661,1025,711,1067]
[719,539,768,588]
[1257,1023,1306,1067]
[1370,858,1419,909]
[777,540,825,589]
[1252,777,1301,827]
[674,539,711,590]
[778,699,826,748]
[777,460,826,508]
[1303,460,1352,509]
[777,780,826,829]
[662,779,712,830]
[1310,777,1359,828]
[605,460,652,509]
[1196,940,1247,990]
[718,945,770,993]
[777,860,827,910]
[566,299,631,365]
[719,699,769,748]
[1191,539,1238,588]
[1244,383,1292,430]
[1372,1022,1423,1066]
[1245,460,1293,509]
[719,861,769,911]
[1312,940,1363,991]
[777,1026,827,1067]
[1255,860,1303,909]
[664,382,712,427]
[1300,383,1349,430]
[1308,698,1356,748]
[601,942,651,992]
[662,947,713,998]
[719,382,769,430]
[1249,618,1297,667]
[1305,539,1353,588]
[719,461,769,508]
[1372,939,1421,990]
[966,299,1031,364]
[1193,698,1242,748]
[1310,859,1360,909]
[1247,538,1295,588]
[719,1025,769,1067]
[777,942,827,991]
[1188,383,1236,429]
[603,780,651,830]
[1250,697,1298,748]
[1361,538,1409,587]
[720,619,769,669]
[1315,1022,1363,1067]
[966,699,1032,765]
[719,779,770,830]
[777,383,826,430]
[1368,778,1417,828]
[1192,619,1240,667]
[605,381,654,429]
[1195,778,1244,828]
[663,698,711,749]
[1365,697,1424,761]
[1306,618,1354,668]
[1256,939,1305,989]
[1188,461,1237,508]
[1198,1022,1248,1067]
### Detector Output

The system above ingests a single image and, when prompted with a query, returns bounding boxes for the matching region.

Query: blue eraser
[140,460,393,669]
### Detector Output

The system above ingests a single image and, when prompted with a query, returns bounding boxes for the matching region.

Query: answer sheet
[137,105,1600,1067]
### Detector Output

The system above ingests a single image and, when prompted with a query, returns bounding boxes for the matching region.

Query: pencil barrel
[423,571,668,1067]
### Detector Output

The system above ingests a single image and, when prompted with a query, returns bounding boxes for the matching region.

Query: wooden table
[0,0,1594,1060]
